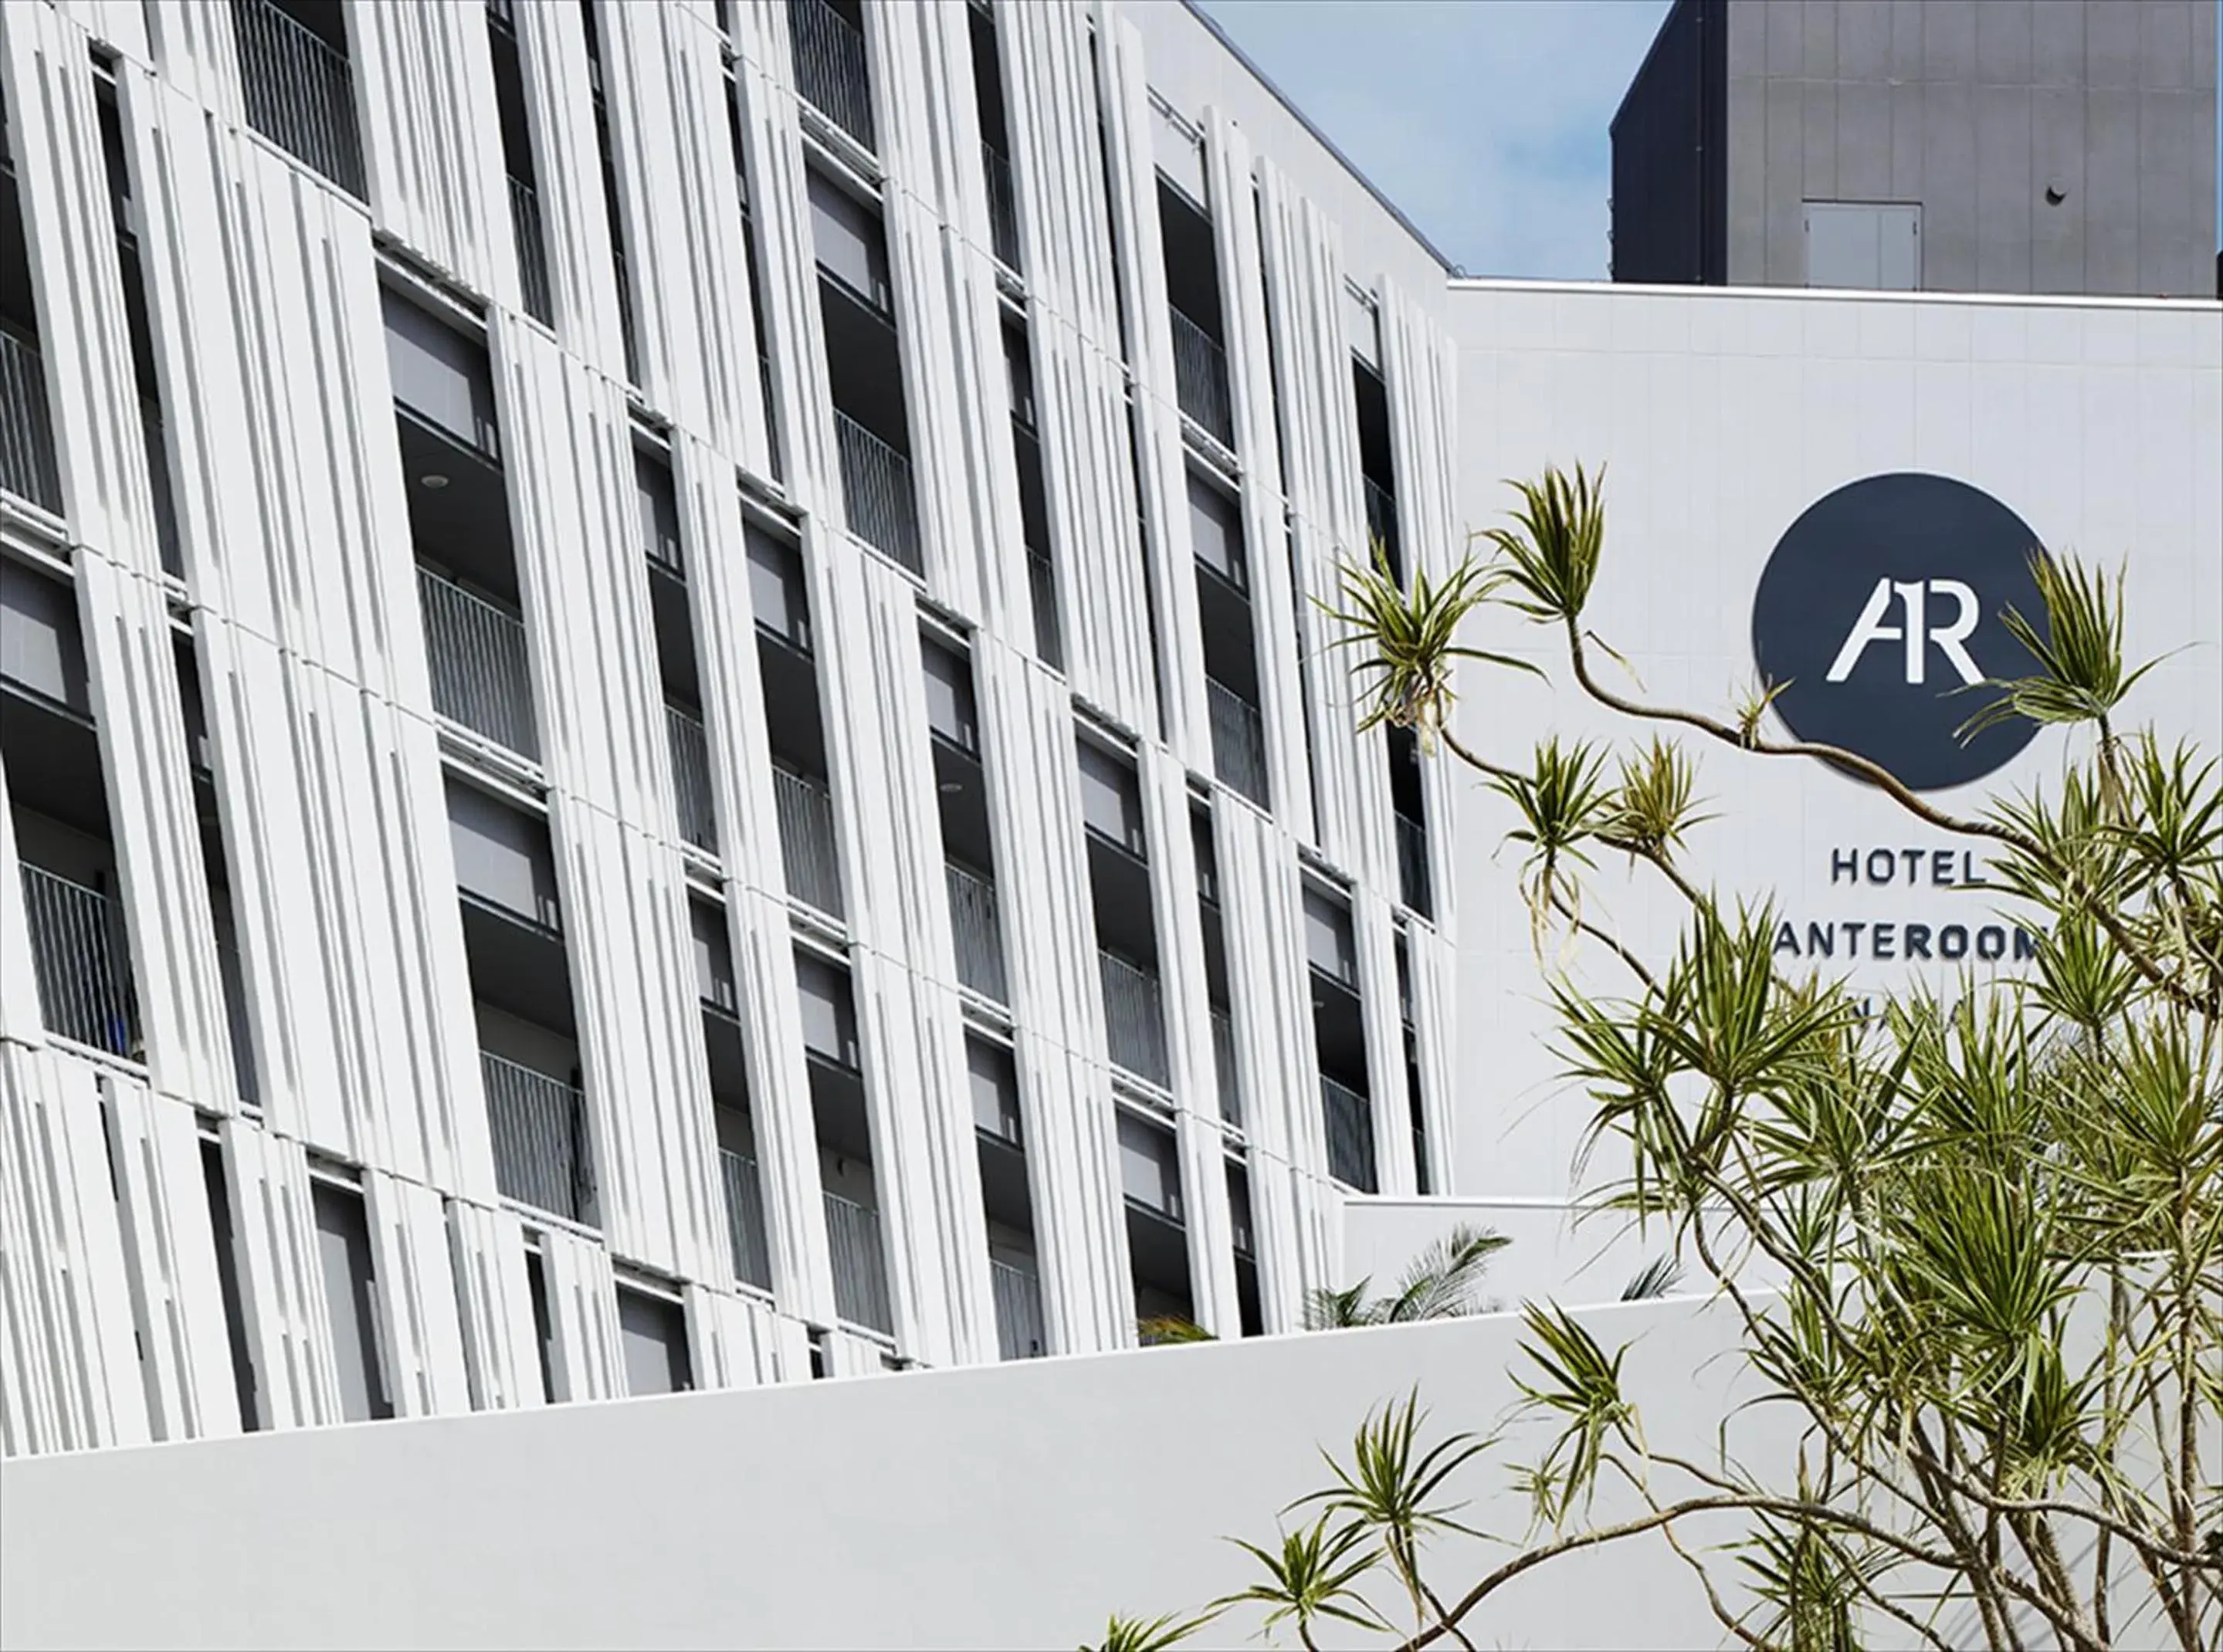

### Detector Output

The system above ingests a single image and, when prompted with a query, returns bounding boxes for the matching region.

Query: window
[691,898,737,1016]
[967,1034,1021,1144]
[381,289,499,456]
[0,557,90,713]
[795,952,860,1070]
[616,1284,693,1396]
[1077,740,1146,857]
[1117,1112,1183,1220]
[311,1177,394,1422]
[446,780,561,931]
[1187,472,1245,591]
[1803,201,1920,291]
[746,525,811,652]
[806,169,890,313]
[1303,887,1358,987]
[921,638,978,753]
[524,1243,559,1402]
[635,448,682,573]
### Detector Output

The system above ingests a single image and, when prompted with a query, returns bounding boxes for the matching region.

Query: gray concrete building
[1611,0,2218,296]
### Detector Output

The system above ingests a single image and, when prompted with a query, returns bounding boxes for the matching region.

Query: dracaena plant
[1100,466,2220,1651]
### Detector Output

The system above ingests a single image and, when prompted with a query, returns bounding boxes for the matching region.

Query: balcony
[19,865,137,1058]
[788,0,873,151]
[834,411,922,575]
[1364,476,1400,573]
[1168,306,1232,447]
[508,176,554,327]
[1321,1074,1377,1193]
[1206,677,1268,807]
[419,566,539,761]
[231,0,367,197]
[483,1051,594,1225]
[991,1258,1045,1359]
[773,764,843,918]
[981,142,1020,272]
[1395,812,1432,917]
[824,1188,892,1332]
[666,702,718,855]
[945,861,1008,1004]
[1211,1007,1239,1126]
[1098,950,1169,1088]
[720,1148,774,1291]
[0,328,62,514]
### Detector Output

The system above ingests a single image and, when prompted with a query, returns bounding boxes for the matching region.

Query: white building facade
[0,0,1468,1456]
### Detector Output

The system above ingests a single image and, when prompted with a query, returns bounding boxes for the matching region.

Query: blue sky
[1191,0,1675,279]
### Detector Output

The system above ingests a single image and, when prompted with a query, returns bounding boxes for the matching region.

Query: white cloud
[1189,0,1672,279]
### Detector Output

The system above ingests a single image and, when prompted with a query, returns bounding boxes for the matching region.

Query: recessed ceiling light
[939,780,964,794]
[420,473,450,489]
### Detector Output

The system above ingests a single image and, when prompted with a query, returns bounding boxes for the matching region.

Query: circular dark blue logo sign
[1751,473,2048,793]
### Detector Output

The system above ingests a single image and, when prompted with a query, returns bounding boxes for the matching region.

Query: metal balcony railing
[824,1188,892,1332]
[19,865,138,1058]
[981,142,1020,271]
[418,566,539,760]
[1098,950,1169,1088]
[1321,1074,1377,1193]
[720,1149,774,1291]
[1395,812,1433,918]
[1168,306,1232,446]
[773,765,843,918]
[1028,550,1062,671]
[1206,678,1269,807]
[944,862,1008,1004]
[483,1051,594,1224]
[231,0,367,197]
[834,411,922,575]
[1363,476,1401,573]
[1211,1007,1240,1126]
[666,702,718,855]
[509,175,554,326]
[788,0,874,150]
[0,328,62,513]
[991,1258,1045,1360]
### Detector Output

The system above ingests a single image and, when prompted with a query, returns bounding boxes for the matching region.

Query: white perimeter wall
[0,1296,1805,1651]
[1442,283,2223,1208]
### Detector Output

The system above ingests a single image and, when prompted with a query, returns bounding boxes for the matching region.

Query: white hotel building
[0,0,1466,1444]
[0,1,2217,1644]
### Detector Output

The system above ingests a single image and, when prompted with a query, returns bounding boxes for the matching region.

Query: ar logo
[1751,474,2049,794]
[1826,578,1981,686]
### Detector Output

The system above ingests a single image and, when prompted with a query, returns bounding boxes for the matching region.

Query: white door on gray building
[1804,201,1921,290]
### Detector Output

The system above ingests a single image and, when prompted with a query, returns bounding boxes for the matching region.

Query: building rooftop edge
[1175,0,1465,276]
[1447,275,2223,313]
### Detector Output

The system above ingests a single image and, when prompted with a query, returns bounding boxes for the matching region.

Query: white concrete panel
[100,1079,244,1442]
[351,0,512,302]
[0,1299,1782,1650]
[0,1048,151,1454]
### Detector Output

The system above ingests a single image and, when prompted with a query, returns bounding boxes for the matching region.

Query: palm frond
[1479,462,1607,625]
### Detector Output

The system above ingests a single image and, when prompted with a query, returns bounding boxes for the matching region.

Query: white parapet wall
[0,1295,1812,1651]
